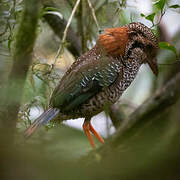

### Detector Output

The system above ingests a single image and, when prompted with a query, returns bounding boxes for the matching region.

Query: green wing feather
[50,52,119,112]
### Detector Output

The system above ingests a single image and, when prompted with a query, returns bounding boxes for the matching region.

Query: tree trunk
[0,0,40,179]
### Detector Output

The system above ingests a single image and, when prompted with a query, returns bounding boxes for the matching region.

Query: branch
[109,101,137,129]
[115,72,180,138]
[87,0,100,32]
[42,0,82,57]
[80,71,180,173]
[52,0,81,67]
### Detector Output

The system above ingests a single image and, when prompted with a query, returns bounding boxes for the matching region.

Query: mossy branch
[80,71,180,176]
[0,0,40,144]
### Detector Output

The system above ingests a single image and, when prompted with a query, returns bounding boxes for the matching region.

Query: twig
[42,1,81,57]
[52,0,81,68]
[158,60,180,66]
[87,0,100,32]
[150,10,166,28]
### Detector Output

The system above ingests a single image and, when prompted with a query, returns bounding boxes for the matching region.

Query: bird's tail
[24,108,59,138]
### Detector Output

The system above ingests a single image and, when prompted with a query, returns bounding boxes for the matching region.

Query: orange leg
[89,122,104,144]
[83,120,104,148]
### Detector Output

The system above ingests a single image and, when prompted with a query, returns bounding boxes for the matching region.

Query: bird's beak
[147,58,158,76]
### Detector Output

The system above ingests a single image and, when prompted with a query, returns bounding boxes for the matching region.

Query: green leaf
[154,0,166,11]
[140,13,145,17]
[8,39,12,51]
[43,7,60,12]
[169,4,180,9]
[145,13,156,23]
[159,42,177,56]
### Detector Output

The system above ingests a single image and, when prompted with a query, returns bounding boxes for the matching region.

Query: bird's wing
[50,51,120,112]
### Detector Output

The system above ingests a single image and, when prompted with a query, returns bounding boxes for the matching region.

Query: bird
[24,22,158,148]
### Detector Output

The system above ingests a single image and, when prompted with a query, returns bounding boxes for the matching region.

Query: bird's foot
[83,121,104,148]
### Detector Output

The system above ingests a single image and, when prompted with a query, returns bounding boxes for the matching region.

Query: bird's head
[127,22,159,76]
[97,22,159,76]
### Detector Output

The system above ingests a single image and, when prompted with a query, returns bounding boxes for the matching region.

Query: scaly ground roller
[25,22,158,148]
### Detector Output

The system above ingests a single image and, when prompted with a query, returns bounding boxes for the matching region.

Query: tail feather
[24,108,59,138]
